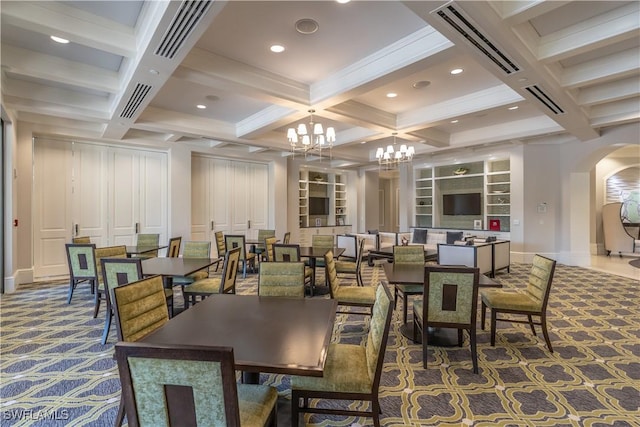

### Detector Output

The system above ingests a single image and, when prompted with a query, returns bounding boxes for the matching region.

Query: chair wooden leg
[481,301,487,330]
[93,291,101,318]
[540,313,553,353]
[402,293,408,324]
[67,280,76,304]
[457,329,463,347]
[372,398,381,427]
[115,396,125,427]
[470,327,478,374]
[490,309,497,346]
[291,391,300,427]
[101,309,112,345]
[527,314,537,336]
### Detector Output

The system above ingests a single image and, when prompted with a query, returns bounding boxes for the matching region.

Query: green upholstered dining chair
[133,233,160,258]
[166,236,182,258]
[413,266,480,373]
[114,342,278,427]
[393,245,426,324]
[325,249,376,316]
[93,245,128,318]
[171,241,212,292]
[65,243,98,305]
[334,237,365,287]
[290,282,393,427]
[272,244,314,295]
[214,230,226,257]
[99,257,145,344]
[480,254,557,352]
[225,235,256,278]
[183,247,241,308]
[258,261,306,298]
[72,236,91,244]
[112,275,170,427]
[311,234,334,268]
[255,229,276,261]
[282,231,291,244]
[263,236,278,262]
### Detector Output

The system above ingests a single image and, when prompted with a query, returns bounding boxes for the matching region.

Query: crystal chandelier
[287,109,336,158]
[375,133,415,167]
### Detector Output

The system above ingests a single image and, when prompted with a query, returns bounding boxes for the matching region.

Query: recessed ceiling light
[149,69,159,75]
[386,92,398,98]
[450,119,459,124]
[196,104,207,109]
[336,0,351,3]
[50,35,69,44]
[360,141,366,144]
[205,95,220,101]
[517,77,528,82]
[295,19,319,35]
[412,80,431,89]
[508,106,519,110]
[270,45,285,53]
[450,68,463,75]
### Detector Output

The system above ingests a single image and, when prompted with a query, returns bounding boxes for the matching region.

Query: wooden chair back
[258,262,306,298]
[214,231,226,257]
[393,245,424,264]
[273,244,302,262]
[167,236,182,257]
[135,233,160,257]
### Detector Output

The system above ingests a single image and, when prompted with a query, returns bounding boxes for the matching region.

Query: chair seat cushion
[291,343,371,394]
[335,261,356,273]
[184,277,222,294]
[481,289,540,312]
[304,266,314,278]
[337,286,376,305]
[172,270,209,285]
[395,284,423,295]
[237,383,278,426]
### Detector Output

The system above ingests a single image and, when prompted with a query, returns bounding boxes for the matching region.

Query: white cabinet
[415,168,433,227]
[485,159,510,232]
[33,139,168,278]
[298,169,348,228]
[191,156,269,256]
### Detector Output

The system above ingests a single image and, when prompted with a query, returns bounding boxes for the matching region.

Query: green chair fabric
[115,342,278,427]
[99,258,144,344]
[325,249,376,315]
[291,282,393,427]
[258,261,306,298]
[311,234,334,268]
[93,245,128,318]
[172,241,212,287]
[214,231,226,258]
[264,236,278,262]
[255,229,276,260]
[273,244,314,293]
[183,247,241,308]
[134,233,160,258]
[335,237,365,286]
[65,243,98,305]
[225,235,256,278]
[392,245,426,324]
[72,236,91,244]
[283,231,291,244]
[166,236,182,258]
[413,266,480,373]
[111,275,170,427]
[480,254,557,352]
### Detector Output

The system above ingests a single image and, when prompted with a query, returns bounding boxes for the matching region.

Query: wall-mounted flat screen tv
[443,193,481,215]
[309,197,330,215]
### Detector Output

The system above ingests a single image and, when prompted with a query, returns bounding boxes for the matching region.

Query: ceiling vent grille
[434,3,520,75]
[119,83,152,119]
[155,0,213,59]
[524,85,565,115]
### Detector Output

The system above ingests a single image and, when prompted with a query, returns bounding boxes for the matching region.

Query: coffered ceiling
[2,1,638,168]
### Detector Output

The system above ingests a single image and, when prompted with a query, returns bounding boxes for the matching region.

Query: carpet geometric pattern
[1,261,639,426]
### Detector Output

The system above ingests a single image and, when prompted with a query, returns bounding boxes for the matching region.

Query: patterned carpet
[1,261,639,426]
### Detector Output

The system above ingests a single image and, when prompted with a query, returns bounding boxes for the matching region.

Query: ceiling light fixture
[450,68,463,75]
[508,106,519,110]
[336,0,351,3]
[196,104,206,109]
[270,44,285,53]
[375,132,415,168]
[287,109,335,159]
[386,92,398,98]
[50,35,69,44]
[451,119,459,123]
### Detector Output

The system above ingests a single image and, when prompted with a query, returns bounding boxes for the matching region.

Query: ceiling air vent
[119,83,152,119]
[434,3,520,75]
[524,85,565,115]
[155,0,213,59]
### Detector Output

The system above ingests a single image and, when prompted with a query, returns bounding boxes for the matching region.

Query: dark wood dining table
[125,245,167,257]
[141,257,219,288]
[382,262,502,345]
[299,246,345,295]
[141,293,338,384]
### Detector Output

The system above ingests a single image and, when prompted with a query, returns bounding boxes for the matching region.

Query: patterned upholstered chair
[166,236,181,258]
[258,261,306,298]
[133,233,159,258]
[273,244,314,295]
[291,282,393,427]
[325,249,376,316]
[65,243,98,304]
[481,254,557,352]
[99,258,144,344]
[255,229,276,261]
[93,245,128,317]
[72,236,91,243]
[413,266,480,373]
[225,235,256,278]
[263,236,278,262]
[114,342,278,427]
[311,234,334,269]
[393,245,426,324]
[214,230,225,258]
[183,247,241,308]
[334,237,365,286]
[112,275,170,427]
[171,241,212,292]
